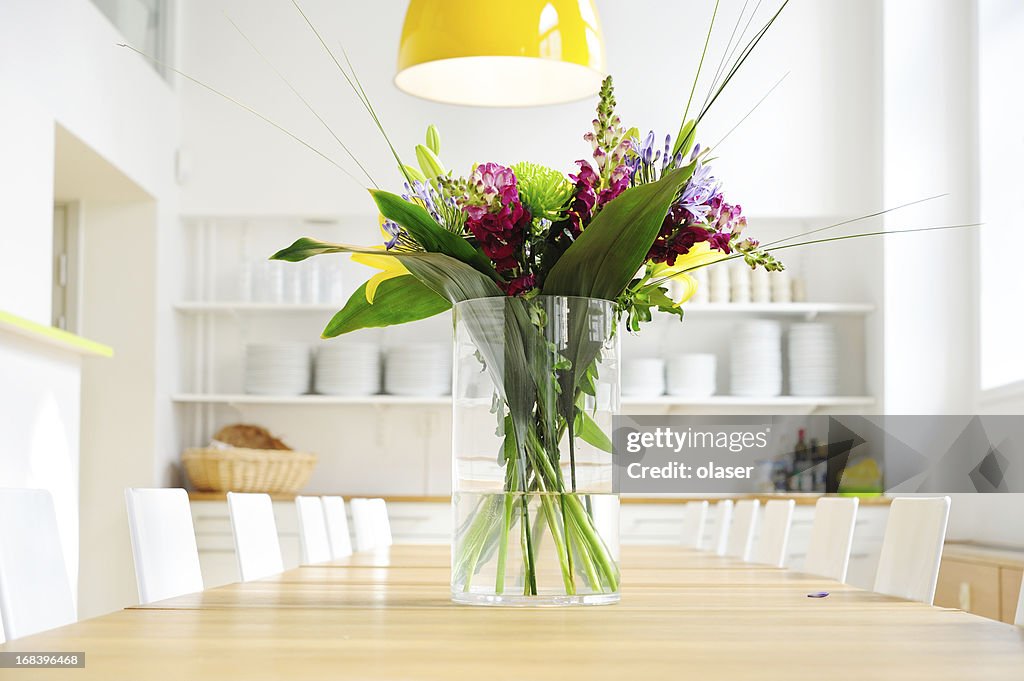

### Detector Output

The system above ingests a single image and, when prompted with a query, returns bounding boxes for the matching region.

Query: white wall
[0,0,182,619]
[177,0,882,219]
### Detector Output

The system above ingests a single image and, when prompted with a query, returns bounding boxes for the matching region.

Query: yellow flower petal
[673,273,699,307]
[651,242,729,279]
[351,251,409,303]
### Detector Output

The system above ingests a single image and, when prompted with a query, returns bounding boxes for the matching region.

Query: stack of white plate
[622,359,666,398]
[244,343,311,395]
[788,323,838,396]
[729,321,782,397]
[666,354,717,398]
[384,344,451,396]
[314,343,380,396]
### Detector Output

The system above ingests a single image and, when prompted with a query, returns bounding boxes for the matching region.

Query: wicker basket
[182,447,317,494]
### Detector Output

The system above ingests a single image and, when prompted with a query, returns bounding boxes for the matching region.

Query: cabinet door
[999,567,1023,624]
[935,559,1000,620]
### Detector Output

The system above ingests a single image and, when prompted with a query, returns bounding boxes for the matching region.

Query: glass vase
[451,296,620,606]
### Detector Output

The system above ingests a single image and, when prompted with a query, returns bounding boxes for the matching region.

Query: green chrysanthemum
[511,161,573,222]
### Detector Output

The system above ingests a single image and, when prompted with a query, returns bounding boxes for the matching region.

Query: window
[978,0,1024,391]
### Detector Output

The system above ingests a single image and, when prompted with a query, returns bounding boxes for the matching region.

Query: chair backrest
[295,496,331,564]
[227,492,284,581]
[0,489,76,640]
[804,497,859,582]
[874,496,951,604]
[681,501,709,549]
[752,499,795,567]
[321,496,353,560]
[124,488,204,605]
[350,498,392,551]
[725,500,760,561]
[712,500,734,556]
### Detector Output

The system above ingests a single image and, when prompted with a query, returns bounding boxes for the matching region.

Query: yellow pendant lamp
[395,0,607,107]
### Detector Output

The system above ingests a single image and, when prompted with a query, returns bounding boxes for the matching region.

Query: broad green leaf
[401,252,503,303]
[370,190,497,278]
[542,164,696,301]
[322,275,450,338]
[574,410,613,453]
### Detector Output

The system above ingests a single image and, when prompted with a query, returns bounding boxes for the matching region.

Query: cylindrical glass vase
[451,296,620,606]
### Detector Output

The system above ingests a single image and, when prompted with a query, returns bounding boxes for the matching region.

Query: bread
[213,424,291,451]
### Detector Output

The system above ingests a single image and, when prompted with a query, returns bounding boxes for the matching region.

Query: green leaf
[673,119,697,159]
[574,410,613,453]
[542,164,696,301]
[370,190,497,278]
[401,252,503,303]
[322,275,450,338]
[270,238,501,304]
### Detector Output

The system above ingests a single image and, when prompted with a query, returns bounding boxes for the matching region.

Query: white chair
[711,500,734,556]
[874,496,951,605]
[125,488,204,605]
[350,498,392,551]
[752,499,795,567]
[295,496,332,564]
[681,501,709,549]
[804,497,859,582]
[321,496,353,560]
[725,500,760,561]
[0,489,76,640]
[227,492,284,581]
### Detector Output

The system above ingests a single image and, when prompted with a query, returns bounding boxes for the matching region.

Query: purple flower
[382,220,402,250]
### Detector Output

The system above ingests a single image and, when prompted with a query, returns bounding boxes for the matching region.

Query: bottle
[791,429,808,492]
[812,439,828,492]
[802,437,818,492]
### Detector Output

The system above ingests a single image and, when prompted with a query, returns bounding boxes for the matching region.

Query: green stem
[495,492,514,594]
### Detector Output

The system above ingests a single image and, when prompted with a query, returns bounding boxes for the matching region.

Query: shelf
[173,301,875,318]
[172,393,874,409]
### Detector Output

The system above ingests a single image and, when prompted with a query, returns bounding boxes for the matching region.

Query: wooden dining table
[2,544,1022,679]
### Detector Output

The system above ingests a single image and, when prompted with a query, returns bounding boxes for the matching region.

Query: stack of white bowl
[384,344,451,396]
[730,263,751,303]
[244,343,311,395]
[666,354,717,398]
[314,343,380,396]
[729,321,782,397]
[622,359,666,398]
[750,268,771,303]
[788,323,838,396]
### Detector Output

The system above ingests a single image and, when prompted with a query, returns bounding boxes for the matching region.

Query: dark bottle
[790,429,808,491]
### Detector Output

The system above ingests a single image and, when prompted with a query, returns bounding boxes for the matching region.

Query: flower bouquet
[272,71,785,603]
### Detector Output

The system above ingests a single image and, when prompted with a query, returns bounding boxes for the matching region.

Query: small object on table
[807,592,830,598]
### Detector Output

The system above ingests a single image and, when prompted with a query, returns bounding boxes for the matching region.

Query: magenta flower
[460,163,534,295]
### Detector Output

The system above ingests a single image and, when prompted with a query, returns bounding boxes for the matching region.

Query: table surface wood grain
[2,544,1022,680]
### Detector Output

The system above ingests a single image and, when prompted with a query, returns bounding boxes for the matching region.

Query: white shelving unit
[174,215,882,496]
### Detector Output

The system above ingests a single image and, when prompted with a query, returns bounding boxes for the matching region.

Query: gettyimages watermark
[612,415,1024,494]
